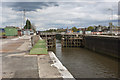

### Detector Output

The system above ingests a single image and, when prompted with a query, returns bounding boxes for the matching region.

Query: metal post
[23,9,26,26]
[21,11,23,29]
[108,8,113,35]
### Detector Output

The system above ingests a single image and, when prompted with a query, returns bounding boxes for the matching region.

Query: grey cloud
[2,2,59,11]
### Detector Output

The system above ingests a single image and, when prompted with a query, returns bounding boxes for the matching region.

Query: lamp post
[108,8,113,35]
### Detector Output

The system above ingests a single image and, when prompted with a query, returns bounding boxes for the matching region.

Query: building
[17,29,22,36]
[22,29,34,35]
[4,27,18,36]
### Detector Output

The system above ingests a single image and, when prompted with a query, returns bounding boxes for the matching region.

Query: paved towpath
[1,36,39,78]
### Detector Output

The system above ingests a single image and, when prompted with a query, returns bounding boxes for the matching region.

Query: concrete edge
[48,51,76,80]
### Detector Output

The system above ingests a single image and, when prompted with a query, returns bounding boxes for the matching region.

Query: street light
[108,8,113,35]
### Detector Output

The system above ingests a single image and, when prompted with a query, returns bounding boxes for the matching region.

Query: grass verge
[30,40,48,55]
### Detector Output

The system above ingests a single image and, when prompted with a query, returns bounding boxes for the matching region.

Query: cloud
[2,2,59,11]
[1,2,118,31]
[2,0,120,2]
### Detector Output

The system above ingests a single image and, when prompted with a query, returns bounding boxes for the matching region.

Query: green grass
[30,40,48,55]
[33,44,46,48]
[30,48,48,54]
[37,40,46,43]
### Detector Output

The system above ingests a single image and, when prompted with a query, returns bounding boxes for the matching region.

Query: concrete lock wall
[84,36,120,58]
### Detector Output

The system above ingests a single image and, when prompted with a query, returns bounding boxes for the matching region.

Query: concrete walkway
[2,36,39,78]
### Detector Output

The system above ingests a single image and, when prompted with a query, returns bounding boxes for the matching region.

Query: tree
[87,26,94,31]
[24,19,32,29]
[45,29,57,32]
[72,27,78,32]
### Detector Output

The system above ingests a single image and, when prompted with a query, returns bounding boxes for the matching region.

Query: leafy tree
[87,26,94,31]
[103,26,107,28]
[24,19,32,29]
[45,29,57,32]
[72,27,78,32]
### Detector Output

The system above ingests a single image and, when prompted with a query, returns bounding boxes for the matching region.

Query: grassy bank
[30,40,48,55]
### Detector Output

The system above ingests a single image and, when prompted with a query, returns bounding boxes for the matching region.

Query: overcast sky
[0,0,119,31]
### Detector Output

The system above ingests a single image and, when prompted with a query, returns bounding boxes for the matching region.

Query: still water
[48,40,118,78]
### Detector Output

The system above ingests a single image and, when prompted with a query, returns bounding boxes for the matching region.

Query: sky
[0,0,119,31]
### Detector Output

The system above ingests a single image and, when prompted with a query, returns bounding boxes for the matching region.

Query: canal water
[48,40,119,78]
